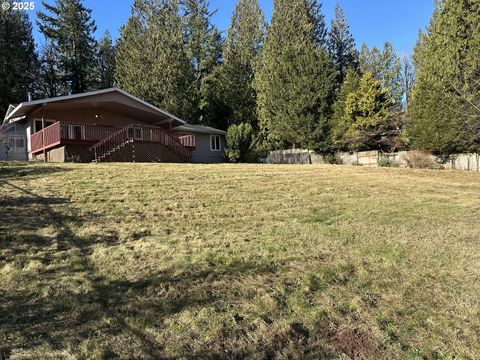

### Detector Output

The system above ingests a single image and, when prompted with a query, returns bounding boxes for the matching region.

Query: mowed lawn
[1,163,479,359]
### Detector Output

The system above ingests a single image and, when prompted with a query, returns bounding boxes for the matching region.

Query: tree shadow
[0,163,71,180]
[0,176,284,359]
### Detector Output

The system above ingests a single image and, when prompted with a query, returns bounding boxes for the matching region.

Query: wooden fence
[266,149,480,172]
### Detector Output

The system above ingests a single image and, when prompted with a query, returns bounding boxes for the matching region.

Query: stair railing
[89,124,192,163]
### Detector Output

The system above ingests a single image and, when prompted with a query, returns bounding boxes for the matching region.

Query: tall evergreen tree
[37,0,97,94]
[36,41,62,98]
[307,0,327,46]
[255,0,335,150]
[359,42,403,106]
[407,0,480,154]
[359,43,382,78]
[328,4,358,88]
[331,68,360,148]
[209,0,266,129]
[115,0,195,121]
[401,55,415,109]
[338,72,394,151]
[182,0,222,123]
[0,3,36,118]
[380,42,403,105]
[96,30,116,89]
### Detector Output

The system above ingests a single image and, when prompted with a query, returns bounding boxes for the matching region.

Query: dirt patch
[330,329,379,359]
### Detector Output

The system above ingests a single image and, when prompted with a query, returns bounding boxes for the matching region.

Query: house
[0,88,226,163]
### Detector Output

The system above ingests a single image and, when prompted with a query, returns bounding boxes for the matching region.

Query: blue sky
[29,0,435,55]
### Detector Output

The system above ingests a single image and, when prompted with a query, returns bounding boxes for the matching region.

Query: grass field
[1,162,479,359]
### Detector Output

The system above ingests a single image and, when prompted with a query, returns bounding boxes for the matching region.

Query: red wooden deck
[30,122,197,162]
[30,122,119,153]
[31,121,196,154]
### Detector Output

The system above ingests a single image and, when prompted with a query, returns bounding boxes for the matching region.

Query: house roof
[3,88,186,127]
[173,124,227,136]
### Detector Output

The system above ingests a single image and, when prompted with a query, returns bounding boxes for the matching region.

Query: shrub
[225,123,257,163]
[402,151,439,169]
[323,153,343,165]
[378,156,399,168]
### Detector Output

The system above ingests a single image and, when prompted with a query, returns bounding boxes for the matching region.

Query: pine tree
[331,68,360,149]
[0,3,36,118]
[328,4,358,87]
[210,0,266,129]
[182,0,222,123]
[380,42,403,105]
[96,30,116,89]
[255,0,335,150]
[37,0,97,94]
[359,42,403,106]
[36,41,62,98]
[359,43,382,78]
[115,0,195,121]
[307,0,327,46]
[339,72,393,151]
[401,56,415,109]
[407,0,480,154]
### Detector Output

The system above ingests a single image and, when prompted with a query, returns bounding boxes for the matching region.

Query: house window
[73,125,82,140]
[15,138,24,150]
[68,124,84,140]
[34,120,43,133]
[210,135,221,152]
[7,137,25,153]
[33,119,55,133]
[134,128,142,140]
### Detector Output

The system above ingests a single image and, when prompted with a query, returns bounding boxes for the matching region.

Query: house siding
[0,123,28,161]
[191,133,225,163]
[2,89,226,164]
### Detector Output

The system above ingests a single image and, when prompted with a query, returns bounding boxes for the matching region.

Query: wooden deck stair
[89,124,192,163]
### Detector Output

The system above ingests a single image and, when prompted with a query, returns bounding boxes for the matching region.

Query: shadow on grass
[0,175,290,359]
[0,163,72,180]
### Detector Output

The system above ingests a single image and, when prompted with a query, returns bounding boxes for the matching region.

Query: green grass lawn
[1,162,479,359]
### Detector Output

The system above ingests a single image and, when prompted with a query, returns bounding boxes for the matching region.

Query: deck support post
[42,117,47,162]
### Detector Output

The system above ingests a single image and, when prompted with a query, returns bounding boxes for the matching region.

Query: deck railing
[30,121,194,162]
[31,121,61,153]
[178,134,196,148]
[30,122,119,153]
[90,124,193,163]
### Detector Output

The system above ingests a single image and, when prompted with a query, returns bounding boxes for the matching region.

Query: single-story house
[0,88,226,163]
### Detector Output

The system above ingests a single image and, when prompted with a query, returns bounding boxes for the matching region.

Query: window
[210,135,221,152]
[67,124,84,140]
[7,137,25,153]
[15,138,24,150]
[128,127,143,140]
[34,120,43,133]
[134,128,142,140]
[33,119,55,133]
[73,125,82,140]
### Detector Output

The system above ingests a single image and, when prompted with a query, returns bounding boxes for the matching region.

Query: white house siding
[0,123,28,161]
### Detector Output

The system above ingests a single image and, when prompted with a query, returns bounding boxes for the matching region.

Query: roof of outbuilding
[173,124,227,135]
